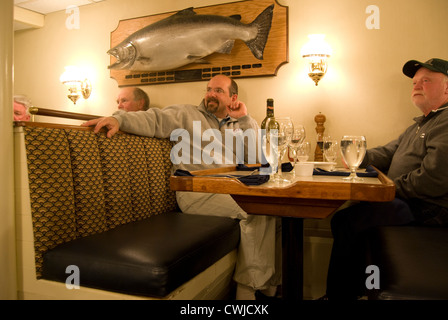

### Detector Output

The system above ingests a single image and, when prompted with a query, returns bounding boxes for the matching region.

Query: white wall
[13,0,448,148]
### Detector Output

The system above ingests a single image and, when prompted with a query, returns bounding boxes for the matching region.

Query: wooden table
[170,166,395,300]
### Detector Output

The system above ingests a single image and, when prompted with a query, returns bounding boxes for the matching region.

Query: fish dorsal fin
[229,14,241,21]
[172,7,197,18]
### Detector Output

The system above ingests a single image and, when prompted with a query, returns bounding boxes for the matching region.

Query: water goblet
[264,117,294,183]
[296,141,311,162]
[261,131,278,177]
[322,136,339,171]
[340,135,367,181]
[289,125,306,170]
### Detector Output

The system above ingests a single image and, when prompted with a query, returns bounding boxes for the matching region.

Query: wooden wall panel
[109,0,288,86]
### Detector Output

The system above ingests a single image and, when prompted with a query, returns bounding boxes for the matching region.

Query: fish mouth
[107,43,136,70]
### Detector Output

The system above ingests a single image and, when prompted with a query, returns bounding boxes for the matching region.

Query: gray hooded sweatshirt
[112,100,261,172]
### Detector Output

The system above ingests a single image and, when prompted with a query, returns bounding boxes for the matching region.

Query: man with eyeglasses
[83,75,281,300]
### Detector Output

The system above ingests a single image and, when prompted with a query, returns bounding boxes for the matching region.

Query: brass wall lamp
[60,66,92,104]
[301,34,332,86]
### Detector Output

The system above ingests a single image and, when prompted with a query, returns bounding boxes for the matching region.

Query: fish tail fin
[246,4,274,60]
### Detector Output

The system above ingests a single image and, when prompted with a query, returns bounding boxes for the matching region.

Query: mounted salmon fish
[108,4,274,72]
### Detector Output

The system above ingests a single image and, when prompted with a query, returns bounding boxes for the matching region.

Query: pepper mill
[314,112,326,161]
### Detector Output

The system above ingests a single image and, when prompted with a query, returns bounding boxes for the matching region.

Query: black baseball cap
[402,58,448,78]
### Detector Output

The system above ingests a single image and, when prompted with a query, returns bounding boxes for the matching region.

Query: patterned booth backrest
[23,125,177,277]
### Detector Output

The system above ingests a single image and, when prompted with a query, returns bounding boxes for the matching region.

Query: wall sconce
[301,34,332,86]
[60,66,92,104]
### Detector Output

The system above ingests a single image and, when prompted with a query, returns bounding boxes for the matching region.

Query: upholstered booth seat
[15,124,240,299]
[42,211,240,297]
[367,226,448,300]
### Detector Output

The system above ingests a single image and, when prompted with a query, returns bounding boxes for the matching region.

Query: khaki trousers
[176,191,281,290]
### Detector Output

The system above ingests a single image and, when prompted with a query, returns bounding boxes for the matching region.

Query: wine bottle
[261,98,275,130]
[260,99,279,172]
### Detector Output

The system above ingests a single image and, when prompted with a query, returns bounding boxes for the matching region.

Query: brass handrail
[28,106,102,121]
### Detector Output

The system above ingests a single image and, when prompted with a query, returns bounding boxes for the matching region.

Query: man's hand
[81,117,120,138]
[227,100,248,119]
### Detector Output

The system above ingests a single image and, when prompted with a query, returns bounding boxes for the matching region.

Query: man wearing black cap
[403,58,448,115]
[323,58,448,300]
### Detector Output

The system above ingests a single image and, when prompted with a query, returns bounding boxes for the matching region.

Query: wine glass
[261,129,278,177]
[289,125,306,169]
[322,136,339,171]
[340,135,367,181]
[264,117,294,183]
[296,141,311,162]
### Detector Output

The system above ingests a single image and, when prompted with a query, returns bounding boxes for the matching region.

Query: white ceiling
[14,0,106,30]
[14,0,105,15]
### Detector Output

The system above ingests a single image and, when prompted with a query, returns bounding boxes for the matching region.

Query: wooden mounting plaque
[109,0,288,86]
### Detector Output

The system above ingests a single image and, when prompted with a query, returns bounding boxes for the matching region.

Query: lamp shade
[60,66,82,84]
[301,34,332,58]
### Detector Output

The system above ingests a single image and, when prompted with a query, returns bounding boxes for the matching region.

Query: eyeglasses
[206,87,226,95]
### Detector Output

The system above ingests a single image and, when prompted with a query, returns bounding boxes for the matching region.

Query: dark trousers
[325,198,415,299]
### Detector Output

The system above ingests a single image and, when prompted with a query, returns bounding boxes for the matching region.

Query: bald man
[116,87,150,112]
[84,75,281,299]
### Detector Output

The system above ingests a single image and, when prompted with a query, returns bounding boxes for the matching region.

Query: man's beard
[205,98,219,114]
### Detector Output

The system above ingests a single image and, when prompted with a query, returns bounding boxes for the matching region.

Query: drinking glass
[296,141,311,162]
[264,117,294,183]
[261,131,278,177]
[340,135,367,181]
[289,125,306,169]
[322,136,339,171]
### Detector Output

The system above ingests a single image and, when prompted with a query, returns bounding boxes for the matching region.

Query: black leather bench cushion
[367,226,448,300]
[42,211,240,297]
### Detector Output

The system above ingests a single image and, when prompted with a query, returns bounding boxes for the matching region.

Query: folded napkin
[236,163,293,173]
[313,165,378,177]
[237,174,270,186]
[236,164,267,171]
[173,168,270,186]
[281,162,294,173]
[173,169,194,177]
[235,163,293,185]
